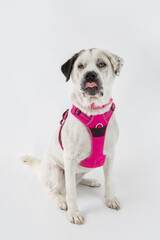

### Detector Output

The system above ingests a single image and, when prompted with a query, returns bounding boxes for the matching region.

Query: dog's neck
[71,90,113,116]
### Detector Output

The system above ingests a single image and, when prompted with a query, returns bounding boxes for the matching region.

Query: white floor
[1,142,159,240]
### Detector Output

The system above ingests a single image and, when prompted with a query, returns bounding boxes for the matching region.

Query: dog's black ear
[61,53,79,81]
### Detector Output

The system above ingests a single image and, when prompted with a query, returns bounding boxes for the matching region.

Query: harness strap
[58,109,69,150]
[71,103,115,168]
[58,103,115,168]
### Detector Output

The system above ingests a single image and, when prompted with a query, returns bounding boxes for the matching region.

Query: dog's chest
[61,111,119,162]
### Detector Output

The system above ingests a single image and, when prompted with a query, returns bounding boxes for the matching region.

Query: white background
[0,0,160,239]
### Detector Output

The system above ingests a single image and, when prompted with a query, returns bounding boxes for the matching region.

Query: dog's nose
[85,71,97,82]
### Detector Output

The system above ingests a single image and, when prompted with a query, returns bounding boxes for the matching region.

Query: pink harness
[58,102,115,168]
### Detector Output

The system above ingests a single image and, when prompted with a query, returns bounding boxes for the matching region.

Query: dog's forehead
[78,49,107,62]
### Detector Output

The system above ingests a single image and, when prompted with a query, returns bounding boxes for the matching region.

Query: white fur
[21,48,123,225]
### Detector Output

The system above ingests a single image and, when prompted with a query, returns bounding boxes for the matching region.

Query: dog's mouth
[81,81,102,96]
[85,82,98,88]
[85,82,98,96]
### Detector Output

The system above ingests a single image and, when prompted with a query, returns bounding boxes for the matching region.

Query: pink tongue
[86,82,97,88]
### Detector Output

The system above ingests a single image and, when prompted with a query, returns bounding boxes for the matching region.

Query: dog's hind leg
[50,166,68,211]
[42,161,68,211]
[76,174,101,187]
[79,178,101,187]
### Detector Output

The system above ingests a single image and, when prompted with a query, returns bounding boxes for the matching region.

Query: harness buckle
[74,108,81,115]
[60,109,69,125]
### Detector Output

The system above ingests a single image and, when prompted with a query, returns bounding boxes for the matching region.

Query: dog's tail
[20,155,41,177]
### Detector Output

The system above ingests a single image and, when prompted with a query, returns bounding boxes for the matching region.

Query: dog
[21,48,124,225]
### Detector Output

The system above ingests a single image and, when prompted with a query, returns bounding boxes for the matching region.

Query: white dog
[21,48,124,225]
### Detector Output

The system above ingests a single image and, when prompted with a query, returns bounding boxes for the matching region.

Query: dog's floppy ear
[104,51,124,76]
[61,53,79,81]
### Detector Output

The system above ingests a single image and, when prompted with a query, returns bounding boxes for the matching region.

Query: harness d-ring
[95,123,103,128]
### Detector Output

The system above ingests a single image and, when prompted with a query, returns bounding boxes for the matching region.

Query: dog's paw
[68,211,84,225]
[105,196,120,210]
[80,178,101,187]
[89,179,101,187]
[49,192,68,211]
[57,198,68,211]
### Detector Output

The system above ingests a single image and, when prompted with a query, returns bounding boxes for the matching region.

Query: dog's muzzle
[81,71,103,96]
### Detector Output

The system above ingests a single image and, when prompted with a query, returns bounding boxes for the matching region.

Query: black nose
[85,71,97,82]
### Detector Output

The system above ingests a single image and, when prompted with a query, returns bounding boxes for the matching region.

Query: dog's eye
[78,64,85,69]
[97,62,106,68]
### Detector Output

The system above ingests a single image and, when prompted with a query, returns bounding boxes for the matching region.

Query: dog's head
[61,48,123,102]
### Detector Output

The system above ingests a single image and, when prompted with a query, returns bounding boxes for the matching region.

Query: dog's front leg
[64,154,84,225]
[103,151,120,210]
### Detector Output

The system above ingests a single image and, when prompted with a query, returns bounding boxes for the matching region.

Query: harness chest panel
[58,103,115,168]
